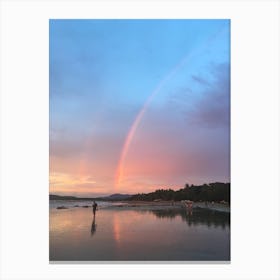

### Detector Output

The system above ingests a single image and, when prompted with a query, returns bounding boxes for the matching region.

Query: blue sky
[49,19,230,196]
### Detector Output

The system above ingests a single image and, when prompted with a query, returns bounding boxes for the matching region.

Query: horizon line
[50,181,230,198]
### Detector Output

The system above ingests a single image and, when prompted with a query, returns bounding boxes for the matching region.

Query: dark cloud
[192,75,211,87]
[188,63,230,128]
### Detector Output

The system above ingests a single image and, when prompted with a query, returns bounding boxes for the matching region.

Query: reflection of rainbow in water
[114,25,227,191]
[113,212,121,247]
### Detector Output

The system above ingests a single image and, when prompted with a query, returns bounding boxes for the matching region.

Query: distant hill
[49,193,132,201]
[49,194,90,200]
[102,193,132,200]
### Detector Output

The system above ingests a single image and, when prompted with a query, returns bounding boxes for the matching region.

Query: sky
[49,19,230,197]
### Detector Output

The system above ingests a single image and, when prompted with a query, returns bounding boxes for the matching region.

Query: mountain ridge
[49,193,132,201]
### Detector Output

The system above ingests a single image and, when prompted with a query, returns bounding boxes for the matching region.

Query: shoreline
[105,200,230,213]
[52,200,230,213]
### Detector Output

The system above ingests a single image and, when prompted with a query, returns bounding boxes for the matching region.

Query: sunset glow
[50,20,230,197]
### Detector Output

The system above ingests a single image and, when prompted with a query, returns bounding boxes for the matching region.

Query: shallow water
[49,206,230,261]
[49,200,117,209]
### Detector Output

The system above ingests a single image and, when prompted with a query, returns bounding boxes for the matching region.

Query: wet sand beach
[50,200,230,261]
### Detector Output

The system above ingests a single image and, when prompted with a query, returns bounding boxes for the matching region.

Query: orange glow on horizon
[49,172,99,194]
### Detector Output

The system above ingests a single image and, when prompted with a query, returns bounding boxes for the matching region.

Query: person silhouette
[92,201,98,216]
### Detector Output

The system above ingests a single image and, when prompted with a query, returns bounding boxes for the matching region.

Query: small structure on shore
[182,200,193,211]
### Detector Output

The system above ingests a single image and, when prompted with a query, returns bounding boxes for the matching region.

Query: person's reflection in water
[91,213,97,236]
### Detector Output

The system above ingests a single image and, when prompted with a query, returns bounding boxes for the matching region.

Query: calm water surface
[49,204,230,261]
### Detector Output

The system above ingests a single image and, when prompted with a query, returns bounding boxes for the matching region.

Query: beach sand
[50,200,230,261]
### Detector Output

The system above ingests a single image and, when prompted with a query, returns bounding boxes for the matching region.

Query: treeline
[129,182,230,203]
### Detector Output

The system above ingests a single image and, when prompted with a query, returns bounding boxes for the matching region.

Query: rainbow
[114,26,227,190]
[115,52,197,189]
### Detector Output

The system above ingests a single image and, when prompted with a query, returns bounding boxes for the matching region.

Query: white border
[1,0,279,279]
